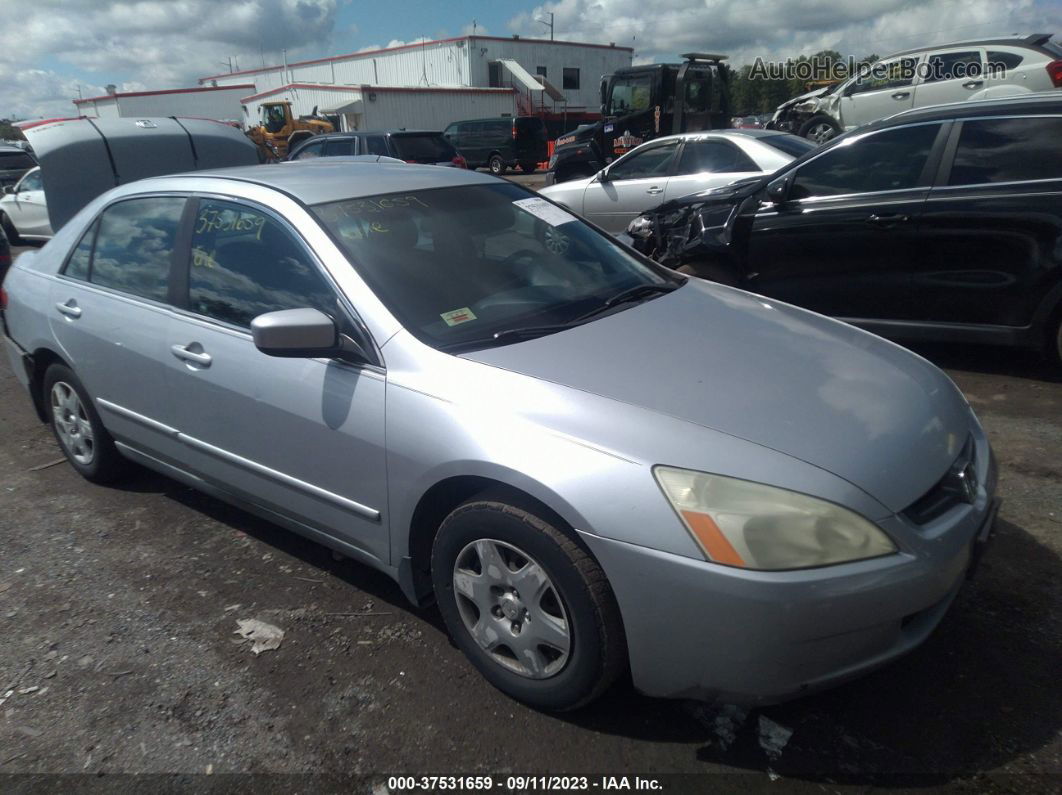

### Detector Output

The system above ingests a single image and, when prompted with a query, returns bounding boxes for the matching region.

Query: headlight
[654,467,896,570]
[626,216,652,238]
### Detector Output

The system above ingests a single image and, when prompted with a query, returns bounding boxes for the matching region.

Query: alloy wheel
[452,538,571,679]
[808,122,837,144]
[50,381,94,465]
[542,225,570,255]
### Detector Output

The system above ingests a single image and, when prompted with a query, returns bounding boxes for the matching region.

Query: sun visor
[24,117,258,231]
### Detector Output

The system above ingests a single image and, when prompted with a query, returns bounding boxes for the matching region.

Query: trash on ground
[233,618,285,655]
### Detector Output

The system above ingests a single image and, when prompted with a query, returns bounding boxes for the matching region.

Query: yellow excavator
[245,101,333,161]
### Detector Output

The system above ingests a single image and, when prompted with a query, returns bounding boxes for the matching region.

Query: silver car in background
[3,141,997,709]
[539,130,815,233]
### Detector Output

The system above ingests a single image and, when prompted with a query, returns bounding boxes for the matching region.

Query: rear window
[0,151,35,169]
[515,117,546,138]
[949,117,1062,185]
[759,134,818,158]
[390,134,456,162]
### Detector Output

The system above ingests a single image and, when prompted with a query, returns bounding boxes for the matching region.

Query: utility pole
[536,11,554,40]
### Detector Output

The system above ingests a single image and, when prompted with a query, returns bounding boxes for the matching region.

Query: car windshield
[389,134,455,162]
[760,134,817,158]
[311,182,678,351]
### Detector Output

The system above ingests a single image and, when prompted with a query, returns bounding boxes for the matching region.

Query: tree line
[727,50,878,115]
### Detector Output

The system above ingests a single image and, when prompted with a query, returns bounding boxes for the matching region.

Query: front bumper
[578,454,999,705]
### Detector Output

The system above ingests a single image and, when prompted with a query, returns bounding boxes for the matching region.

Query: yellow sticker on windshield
[441,307,477,327]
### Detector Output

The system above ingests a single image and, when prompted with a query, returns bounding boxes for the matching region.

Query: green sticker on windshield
[441,307,477,327]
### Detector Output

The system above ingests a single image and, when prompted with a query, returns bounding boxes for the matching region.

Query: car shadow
[568,516,1062,785]
[114,469,1060,784]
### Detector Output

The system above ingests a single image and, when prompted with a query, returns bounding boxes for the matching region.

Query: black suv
[287,131,466,168]
[443,116,548,174]
[627,94,1062,366]
[0,145,36,189]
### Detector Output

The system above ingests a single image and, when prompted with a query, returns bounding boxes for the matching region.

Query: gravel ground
[1,244,1060,790]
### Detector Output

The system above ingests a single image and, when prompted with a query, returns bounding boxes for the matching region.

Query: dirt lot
[1,242,1060,789]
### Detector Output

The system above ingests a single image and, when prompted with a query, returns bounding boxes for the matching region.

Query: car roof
[888,32,1058,58]
[156,159,499,205]
[308,130,442,138]
[648,129,797,144]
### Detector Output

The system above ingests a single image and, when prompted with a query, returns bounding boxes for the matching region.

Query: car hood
[464,280,972,512]
[23,117,258,231]
[775,86,831,112]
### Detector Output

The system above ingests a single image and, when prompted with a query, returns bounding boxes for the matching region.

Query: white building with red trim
[71,35,633,134]
[204,35,632,132]
[73,84,252,122]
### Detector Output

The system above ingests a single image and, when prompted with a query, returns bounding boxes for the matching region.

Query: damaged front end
[626,177,763,270]
[767,86,837,134]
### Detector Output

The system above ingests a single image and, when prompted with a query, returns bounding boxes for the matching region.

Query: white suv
[772,33,1062,142]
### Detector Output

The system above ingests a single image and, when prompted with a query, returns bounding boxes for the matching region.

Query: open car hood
[23,117,258,231]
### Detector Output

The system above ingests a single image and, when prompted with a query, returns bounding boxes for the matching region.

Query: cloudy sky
[3,0,1060,119]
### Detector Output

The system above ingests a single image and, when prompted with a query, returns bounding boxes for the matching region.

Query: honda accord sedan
[2,156,998,710]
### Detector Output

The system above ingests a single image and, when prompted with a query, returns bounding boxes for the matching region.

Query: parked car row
[539,129,815,233]
[2,115,998,711]
[769,33,1062,142]
[619,93,1062,367]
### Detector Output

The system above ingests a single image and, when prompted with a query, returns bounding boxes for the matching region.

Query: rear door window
[364,135,388,156]
[676,140,758,174]
[187,199,337,327]
[514,117,546,139]
[89,197,185,302]
[62,220,97,282]
[948,117,1062,185]
[323,138,354,157]
[389,134,455,162]
[292,139,324,160]
[790,124,941,198]
[924,51,982,83]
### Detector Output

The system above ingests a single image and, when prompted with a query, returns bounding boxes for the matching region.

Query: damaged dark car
[623,94,1062,367]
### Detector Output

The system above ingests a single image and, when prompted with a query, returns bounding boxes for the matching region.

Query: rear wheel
[43,364,127,483]
[488,154,507,175]
[431,497,625,711]
[1048,309,1062,370]
[520,162,538,174]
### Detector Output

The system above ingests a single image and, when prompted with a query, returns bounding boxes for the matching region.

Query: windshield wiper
[439,323,578,352]
[572,282,680,323]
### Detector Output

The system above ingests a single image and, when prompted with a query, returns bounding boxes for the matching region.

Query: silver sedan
[3,137,996,711]
[540,130,815,233]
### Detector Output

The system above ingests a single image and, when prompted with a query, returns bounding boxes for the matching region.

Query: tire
[798,115,841,144]
[676,260,739,286]
[0,212,20,245]
[520,162,538,174]
[43,364,127,483]
[431,497,625,711]
[488,154,506,175]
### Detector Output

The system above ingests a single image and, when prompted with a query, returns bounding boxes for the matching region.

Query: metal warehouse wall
[75,98,120,118]
[469,39,633,110]
[359,90,516,130]
[114,89,246,121]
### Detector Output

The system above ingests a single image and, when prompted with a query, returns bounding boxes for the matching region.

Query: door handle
[891,91,910,100]
[646,186,663,194]
[963,80,984,89]
[866,213,911,228]
[55,301,81,318]
[170,344,212,367]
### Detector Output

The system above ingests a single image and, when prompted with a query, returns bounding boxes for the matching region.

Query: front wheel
[44,364,127,483]
[431,497,625,711]
[488,154,507,175]
[798,115,840,144]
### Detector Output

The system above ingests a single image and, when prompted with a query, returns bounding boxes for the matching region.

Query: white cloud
[508,0,1062,66]
[1,0,342,118]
